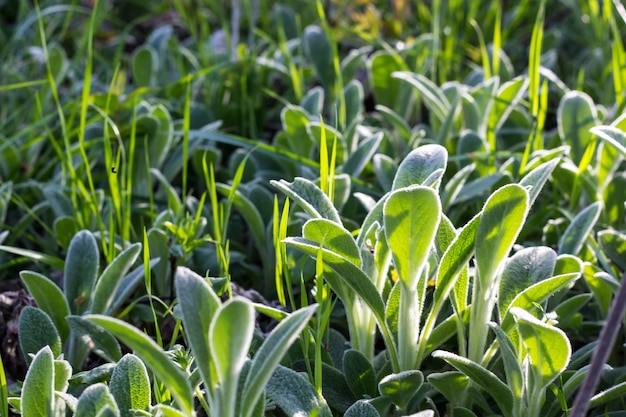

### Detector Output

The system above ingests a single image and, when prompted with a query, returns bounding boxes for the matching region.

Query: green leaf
[432,350,513,415]
[66,316,122,363]
[75,383,119,417]
[210,298,255,416]
[175,267,220,392]
[110,354,150,417]
[376,105,412,140]
[368,52,408,112]
[302,25,336,92]
[343,79,364,126]
[20,271,70,342]
[373,154,398,192]
[132,45,157,87]
[343,132,384,178]
[451,172,505,206]
[392,145,448,191]
[306,362,353,413]
[384,185,441,288]
[344,400,381,417]
[498,246,556,320]
[476,184,529,284]
[64,230,100,315]
[378,370,424,410]
[90,243,142,315]
[271,177,341,223]
[519,158,559,208]
[265,365,332,417]
[343,349,377,399]
[356,193,390,248]
[95,406,119,417]
[19,307,61,366]
[557,91,598,165]
[84,315,193,415]
[442,164,475,211]
[511,308,571,388]
[300,86,324,116]
[598,230,626,270]
[385,281,401,348]
[281,105,314,156]
[588,380,626,409]
[558,202,602,255]
[435,213,480,312]
[70,363,115,386]
[584,263,614,316]
[501,273,580,332]
[54,216,79,249]
[303,219,360,266]
[242,305,317,417]
[54,358,72,394]
[21,346,55,417]
[427,372,469,407]
[591,125,626,159]
[488,324,524,400]
[392,72,450,122]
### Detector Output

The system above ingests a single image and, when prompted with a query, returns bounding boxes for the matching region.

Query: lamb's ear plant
[468,183,529,363]
[18,229,155,370]
[432,307,572,417]
[277,144,447,372]
[84,266,323,416]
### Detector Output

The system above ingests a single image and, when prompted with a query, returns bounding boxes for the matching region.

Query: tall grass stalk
[313,250,333,395]
[315,0,346,131]
[182,81,191,202]
[520,0,546,172]
[431,0,441,82]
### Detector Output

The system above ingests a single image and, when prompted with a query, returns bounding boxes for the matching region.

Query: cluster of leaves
[2,0,626,416]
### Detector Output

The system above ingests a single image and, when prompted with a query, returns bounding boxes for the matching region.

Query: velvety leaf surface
[20,270,70,342]
[175,266,220,391]
[271,177,341,223]
[90,243,141,315]
[74,383,119,417]
[392,145,448,191]
[498,246,556,320]
[384,185,441,288]
[110,354,151,416]
[558,202,602,255]
[303,218,360,266]
[21,346,55,417]
[19,307,61,366]
[511,308,571,388]
[343,349,377,399]
[265,365,332,417]
[242,305,317,417]
[64,230,99,315]
[476,184,529,284]
[378,370,424,410]
[432,350,513,414]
